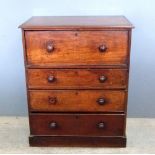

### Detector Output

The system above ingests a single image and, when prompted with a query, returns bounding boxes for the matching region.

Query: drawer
[25,31,128,66]
[29,90,126,112]
[30,114,125,136]
[27,69,127,89]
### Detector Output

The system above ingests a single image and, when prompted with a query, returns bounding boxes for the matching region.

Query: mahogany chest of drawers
[19,16,133,147]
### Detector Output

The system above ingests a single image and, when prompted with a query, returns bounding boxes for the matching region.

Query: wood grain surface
[30,113,125,136]
[19,16,133,30]
[25,31,128,66]
[19,16,133,147]
[27,68,128,89]
[29,90,126,112]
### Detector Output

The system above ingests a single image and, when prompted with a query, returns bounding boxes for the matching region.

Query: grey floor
[0,117,155,154]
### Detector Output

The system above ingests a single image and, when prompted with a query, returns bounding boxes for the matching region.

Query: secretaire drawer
[25,31,128,66]
[29,90,126,112]
[27,69,128,89]
[30,114,125,136]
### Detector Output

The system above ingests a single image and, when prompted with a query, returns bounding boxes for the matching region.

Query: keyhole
[75,32,78,36]
[75,115,79,119]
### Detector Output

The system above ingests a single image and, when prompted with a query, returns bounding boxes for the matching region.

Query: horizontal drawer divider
[29,112,126,115]
[26,65,129,69]
[28,88,128,90]
[30,111,125,114]
[28,89,128,91]
[30,135,126,138]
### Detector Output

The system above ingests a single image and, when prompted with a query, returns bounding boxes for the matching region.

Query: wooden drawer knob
[99,75,106,83]
[99,44,107,52]
[48,97,57,104]
[48,75,55,83]
[97,122,105,129]
[46,42,54,53]
[49,122,57,129]
[97,98,106,105]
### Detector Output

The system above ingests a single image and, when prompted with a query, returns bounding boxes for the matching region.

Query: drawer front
[29,90,126,112]
[30,114,125,136]
[27,69,127,89]
[25,31,128,66]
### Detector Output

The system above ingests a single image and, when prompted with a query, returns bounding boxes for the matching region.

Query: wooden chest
[19,16,133,147]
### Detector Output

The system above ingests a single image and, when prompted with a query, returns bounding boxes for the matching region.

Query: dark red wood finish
[29,90,126,112]
[27,69,128,89]
[30,114,125,136]
[20,16,133,147]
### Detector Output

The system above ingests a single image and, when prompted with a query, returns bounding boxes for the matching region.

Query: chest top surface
[19,16,134,30]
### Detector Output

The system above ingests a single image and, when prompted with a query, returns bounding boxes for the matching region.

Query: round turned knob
[99,44,107,52]
[49,122,57,129]
[46,42,54,52]
[99,75,106,83]
[48,75,55,83]
[97,122,105,129]
[97,98,106,105]
[48,97,57,104]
